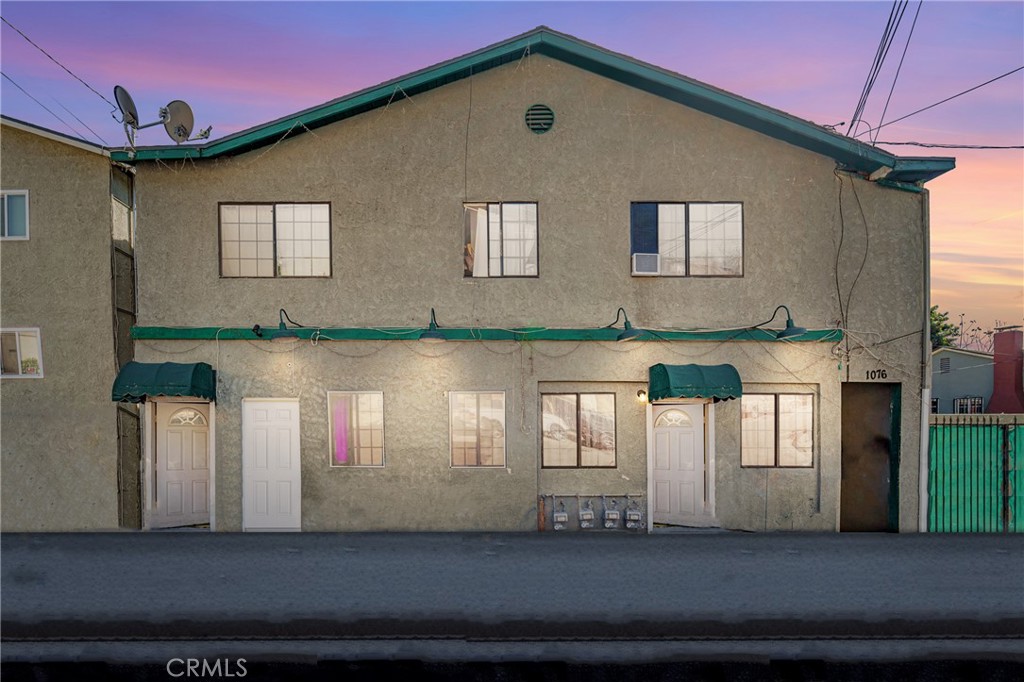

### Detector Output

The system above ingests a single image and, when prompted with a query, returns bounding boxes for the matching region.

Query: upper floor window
[741,393,813,467]
[464,202,538,277]
[954,396,983,414]
[1,329,43,378]
[219,203,331,277]
[630,202,742,276]
[1,190,29,239]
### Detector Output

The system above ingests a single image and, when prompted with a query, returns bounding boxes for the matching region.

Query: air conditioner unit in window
[631,253,660,276]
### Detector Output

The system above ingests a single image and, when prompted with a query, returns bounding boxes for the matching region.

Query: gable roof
[109,26,953,184]
[1,115,109,157]
[933,346,993,360]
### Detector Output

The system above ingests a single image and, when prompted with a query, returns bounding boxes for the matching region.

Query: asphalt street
[2,531,1023,670]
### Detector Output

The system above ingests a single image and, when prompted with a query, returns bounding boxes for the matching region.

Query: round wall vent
[525,104,555,134]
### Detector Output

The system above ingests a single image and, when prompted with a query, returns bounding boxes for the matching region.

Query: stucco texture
[131,55,927,531]
[1,124,120,530]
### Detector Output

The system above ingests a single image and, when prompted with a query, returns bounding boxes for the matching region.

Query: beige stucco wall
[0,124,120,530]
[132,55,927,531]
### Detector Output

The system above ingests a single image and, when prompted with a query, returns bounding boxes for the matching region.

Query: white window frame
[463,202,538,278]
[449,390,507,468]
[954,396,983,414]
[0,328,44,378]
[1,190,30,240]
[218,202,332,278]
[740,393,814,467]
[327,391,385,468]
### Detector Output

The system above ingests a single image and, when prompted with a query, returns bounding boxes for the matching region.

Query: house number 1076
[865,369,888,380]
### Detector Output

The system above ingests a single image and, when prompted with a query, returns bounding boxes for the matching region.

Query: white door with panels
[153,403,211,529]
[652,404,707,526]
[242,399,302,531]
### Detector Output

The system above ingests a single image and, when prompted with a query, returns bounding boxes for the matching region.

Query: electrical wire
[1,71,86,139]
[873,141,1023,149]
[848,0,909,136]
[53,97,109,146]
[855,66,1024,138]
[873,0,923,144]
[1,16,119,111]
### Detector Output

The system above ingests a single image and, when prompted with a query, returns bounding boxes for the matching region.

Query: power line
[848,0,909,136]
[874,141,1023,149]
[873,0,923,144]
[1,71,86,139]
[0,15,118,112]
[53,97,110,146]
[855,66,1024,138]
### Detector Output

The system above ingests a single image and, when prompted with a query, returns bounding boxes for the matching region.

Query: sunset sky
[2,1,1021,333]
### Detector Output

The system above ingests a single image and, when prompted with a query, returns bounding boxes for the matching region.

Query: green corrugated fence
[928,415,1022,532]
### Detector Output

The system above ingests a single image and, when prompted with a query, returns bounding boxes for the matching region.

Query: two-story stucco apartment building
[2,28,954,533]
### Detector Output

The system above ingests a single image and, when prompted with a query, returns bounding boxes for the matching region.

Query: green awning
[648,363,742,403]
[112,362,216,403]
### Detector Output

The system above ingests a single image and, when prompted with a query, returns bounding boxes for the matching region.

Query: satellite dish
[163,100,194,144]
[113,84,212,146]
[113,85,139,128]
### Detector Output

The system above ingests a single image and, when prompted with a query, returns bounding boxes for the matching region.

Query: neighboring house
[8,27,956,533]
[0,116,139,530]
[931,347,994,413]
[932,329,1024,414]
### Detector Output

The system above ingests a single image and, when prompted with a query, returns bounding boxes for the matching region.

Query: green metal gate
[928,415,1022,532]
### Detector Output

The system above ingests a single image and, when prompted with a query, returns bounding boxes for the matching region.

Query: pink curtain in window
[334,397,349,464]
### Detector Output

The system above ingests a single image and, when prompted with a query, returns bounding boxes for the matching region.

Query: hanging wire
[1,16,119,111]
[1,71,86,139]
[873,0,923,144]
[855,66,1024,138]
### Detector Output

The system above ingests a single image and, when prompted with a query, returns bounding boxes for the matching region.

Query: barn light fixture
[761,305,807,340]
[419,308,446,343]
[271,308,301,343]
[607,307,643,342]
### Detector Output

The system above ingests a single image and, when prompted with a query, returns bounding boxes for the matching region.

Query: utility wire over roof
[108,26,954,185]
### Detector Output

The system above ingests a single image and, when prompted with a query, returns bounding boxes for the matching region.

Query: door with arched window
[153,403,210,529]
[652,404,707,526]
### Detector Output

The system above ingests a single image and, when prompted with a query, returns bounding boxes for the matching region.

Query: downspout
[918,188,931,532]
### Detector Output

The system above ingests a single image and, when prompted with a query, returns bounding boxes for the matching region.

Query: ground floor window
[450,391,506,467]
[328,391,384,466]
[541,393,616,467]
[741,393,813,467]
[954,396,983,414]
[0,328,43,377]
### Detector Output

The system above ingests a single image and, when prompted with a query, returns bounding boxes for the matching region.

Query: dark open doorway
[841,383,901,531]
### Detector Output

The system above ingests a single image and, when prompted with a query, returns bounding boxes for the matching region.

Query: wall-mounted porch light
[636,389,648,402]
[760,305,807,340]
[608,307,643,342]
[419,308,446,343]
[271,308,301,343]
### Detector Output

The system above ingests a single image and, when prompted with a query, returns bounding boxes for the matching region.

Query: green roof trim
[648,363,743,403]
[132,326,842,343]
[112,361,216,403]
[109,27,953,184]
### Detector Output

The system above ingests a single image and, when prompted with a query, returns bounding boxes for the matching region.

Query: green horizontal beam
[133,326,843,343]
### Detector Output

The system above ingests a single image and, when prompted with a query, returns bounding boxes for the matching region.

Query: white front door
[652,404,707,526]
[242,399,301,531]
[153,403,210,529]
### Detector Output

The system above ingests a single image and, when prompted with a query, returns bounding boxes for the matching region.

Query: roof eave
[109,26,956,184]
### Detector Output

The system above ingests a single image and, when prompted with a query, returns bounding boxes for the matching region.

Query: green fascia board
[108,27,953,184]
[132,326,842,343]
